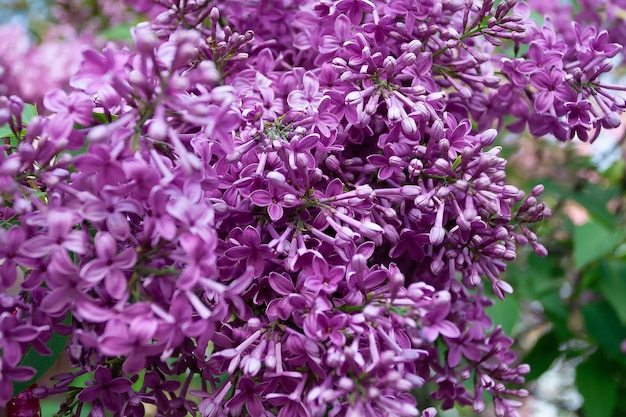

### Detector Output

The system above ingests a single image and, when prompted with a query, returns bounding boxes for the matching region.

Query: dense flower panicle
[0,0,620,416]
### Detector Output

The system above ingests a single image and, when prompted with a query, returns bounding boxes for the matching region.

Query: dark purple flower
[0,312,42,367]
[77,366,132,412]
[224,227,270,275]
[225,377,266,417]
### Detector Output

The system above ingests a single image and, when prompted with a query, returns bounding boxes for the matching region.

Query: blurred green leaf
[523,330,561,380]
[13,313,71,396]
[487,294,520,336]
[0,103,37,142]
[573,221,623,269]
[543,180,618,228]
[538,292,571,340]
[603,159,626,184]
[576,351,618,417]
[582,301,626,359]
[21,103,38,123]
[100,23,133,41]
[528,254,561,296]
[598,261,626,325]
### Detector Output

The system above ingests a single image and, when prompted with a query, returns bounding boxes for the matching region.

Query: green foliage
[573,221,624,269]
[0,103,38,147]
[576,351,619,417]
[495,139,626,417]
[13,313,72,397]
[99,23,133,41]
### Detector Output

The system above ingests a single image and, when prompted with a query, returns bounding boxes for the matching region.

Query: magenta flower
[287,72,323,113]
[43,89,94,126]
[367,144,408,181]
[19,209,87,259]
[249,186,299,222]
[80,232,136,299]
[530,68,573,113]
[80,194,142,240]
[98,317,161,375]
[302,257,345,295]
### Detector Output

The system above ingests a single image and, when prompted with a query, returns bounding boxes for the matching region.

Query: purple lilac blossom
[0,0,623,416]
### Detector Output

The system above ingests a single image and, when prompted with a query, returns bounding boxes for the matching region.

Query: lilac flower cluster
[0,25,88,105]
[0,1,622,416]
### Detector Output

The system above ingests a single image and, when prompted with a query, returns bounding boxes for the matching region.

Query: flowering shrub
[0,0,624,416]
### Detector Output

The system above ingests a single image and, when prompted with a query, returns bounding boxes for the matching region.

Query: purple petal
[94,232,117,259]
[318,36,340,54]
[40,288,71,314]
[287,91,309,110]
[99,336,132,356]
[130,316,158,342]
[77,385,103,403]
[19,235,55,258]
[529,71,552,90]
[334,14,352,40]
[107,213,130,239]
[108,377,132,393]
[81,201,109,221]
[534,91,554,114]
[102,390,122,412]
[122,351,146,375]
[225,246,251,260]
[247,395,264,417]
[241,226,261,247]
[267,203,284,221]
[75,301,114,323]
[2,340,22,367]
[302,72,319,99]
[114,248,137,269]
[249,190,272,207]
[105,270,128,299]
[63,231,88,254]
[43,89,69,113]
[9,325,39,342]
[437,320,461,339]
[80,259,110,283]
[94,366,112,383]
[268,272,294,295]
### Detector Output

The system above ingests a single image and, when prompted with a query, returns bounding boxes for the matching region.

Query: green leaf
[100,23,133,41]
[522,330,561,380]
[487,295,520,336]
[0,104,37,142]
[573,221,624,269]
[598,261,626,325]
[451,155,462,171]
[538,292,571,341]
[0,123,13,138]
[542,180,618,228]
[21,103,38,124]
[576,351,618,417]
[582,301,626,359]
[13,313,72,396]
